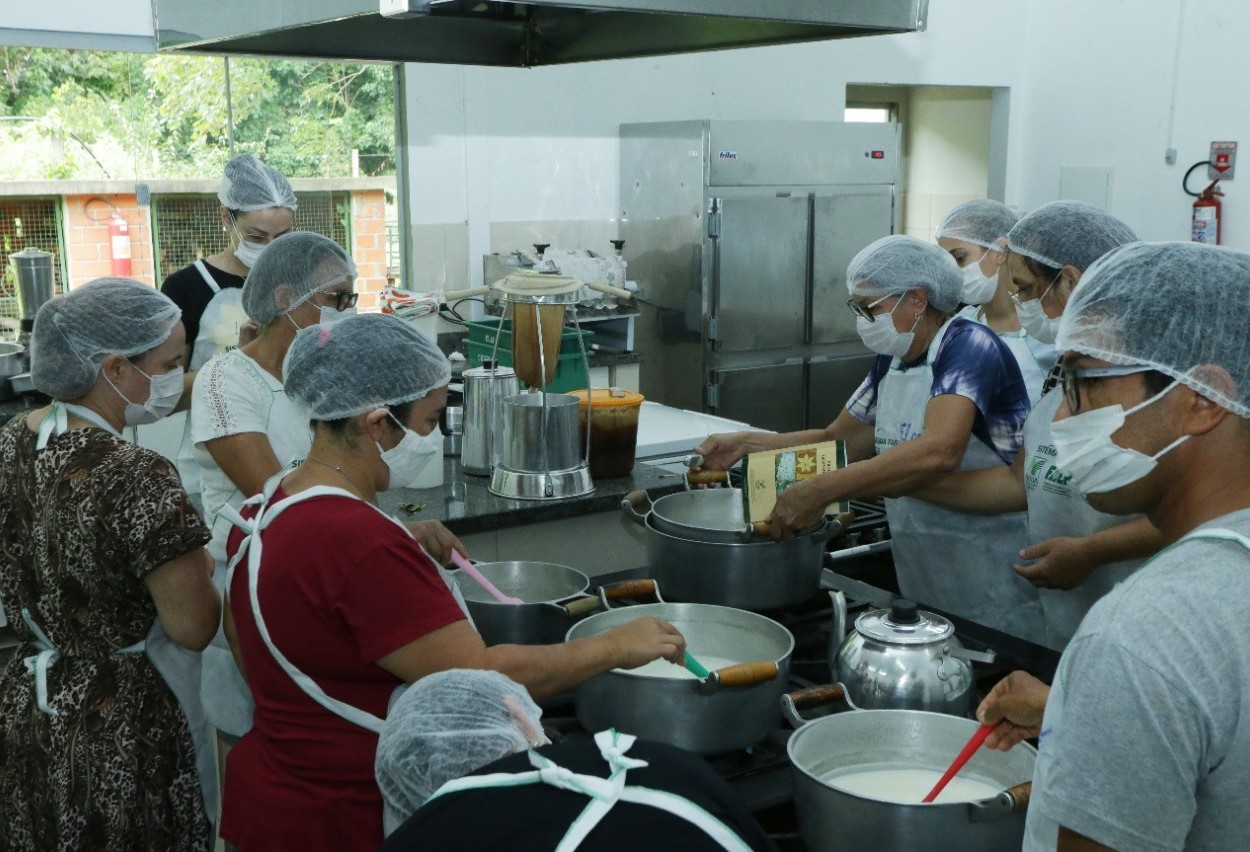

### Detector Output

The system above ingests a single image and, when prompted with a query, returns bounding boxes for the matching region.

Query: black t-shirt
[382,736,777,851]
[160,260,245,365]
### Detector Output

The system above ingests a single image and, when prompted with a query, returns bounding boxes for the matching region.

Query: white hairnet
[935,199,1019,252]
[218,152,297,213]
[376,670,542,835]
[241,231,357,326]
[1006,201,1138,271]
[847,234,963,313]
[284,312,451,420]
[1057,241,1250,420]
[30,277,181,400]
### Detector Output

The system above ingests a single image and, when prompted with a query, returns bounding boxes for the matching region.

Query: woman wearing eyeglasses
[698,234,1046,643]
[912,201,1163,650]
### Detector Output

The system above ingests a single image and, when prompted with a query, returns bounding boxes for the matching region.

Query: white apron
[875,320,1044,643]
[31,402,219,829]
[1023,527,1250,851]
[1021,389,1147,650]
[173,261,250,500]
[220,476,472,734]
[421,729,753,851]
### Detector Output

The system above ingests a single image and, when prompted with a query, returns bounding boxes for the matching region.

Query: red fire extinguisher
[108,215,133,276]
[1192,180,1223,246]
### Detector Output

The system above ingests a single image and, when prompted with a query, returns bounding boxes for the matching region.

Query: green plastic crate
[464,317,591,355]
[466,341,589,393]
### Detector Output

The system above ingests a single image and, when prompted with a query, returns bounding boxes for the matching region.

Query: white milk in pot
[824,763,1001,805]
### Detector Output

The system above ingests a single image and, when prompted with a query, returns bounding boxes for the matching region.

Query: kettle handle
[829,589,847,651]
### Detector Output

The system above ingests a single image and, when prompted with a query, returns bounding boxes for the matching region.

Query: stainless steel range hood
[153,0,928,67]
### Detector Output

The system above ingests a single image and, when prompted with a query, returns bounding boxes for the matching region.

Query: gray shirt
[1024,507,1250,851]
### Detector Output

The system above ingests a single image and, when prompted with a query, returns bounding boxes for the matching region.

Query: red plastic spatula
[921,723,997,804]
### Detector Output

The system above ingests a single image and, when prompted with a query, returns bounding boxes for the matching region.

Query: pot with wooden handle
[565,602,793,754]
[783,687,1036,852]
[453,563,662,645]
[619,490,841,610]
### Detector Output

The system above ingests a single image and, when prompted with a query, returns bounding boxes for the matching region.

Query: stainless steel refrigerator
[620,120,899,432]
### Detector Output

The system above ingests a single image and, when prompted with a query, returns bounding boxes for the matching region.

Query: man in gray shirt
[977,241,1250,851]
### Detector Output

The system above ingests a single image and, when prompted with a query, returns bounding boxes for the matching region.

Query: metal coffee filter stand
[487,282,595,501]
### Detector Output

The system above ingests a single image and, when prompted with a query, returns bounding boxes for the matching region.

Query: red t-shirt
[219,487,466,851]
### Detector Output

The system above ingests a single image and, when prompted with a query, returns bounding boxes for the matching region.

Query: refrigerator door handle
[804,193,816,346]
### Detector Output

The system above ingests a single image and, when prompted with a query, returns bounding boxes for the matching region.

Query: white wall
[403,0,1250,265]
[0,0,154,51]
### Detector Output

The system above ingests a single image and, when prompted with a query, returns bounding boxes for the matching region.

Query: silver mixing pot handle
[968,782,1033,823]
[823,540,893,563]
[949,646,997,665]
[781,683,858,729]
[619,490,652,527]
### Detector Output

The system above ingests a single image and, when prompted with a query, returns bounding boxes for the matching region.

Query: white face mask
[1012,272,1063,344]
[319,305,357,327]
[106,363,185,426]
[234,238,266,269]
[1050,380,1190,496]
[376,411,439,490]
[960,250,998,305]
[856,296,920,359]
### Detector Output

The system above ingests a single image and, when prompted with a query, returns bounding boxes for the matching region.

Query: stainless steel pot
[621,492,838,610]
[784,695,1035,852]
[828,592,978,717]
[0,342,27,402]
[461,364,519,475]
[452,564,661,645]
[625,487,814,543]
[497,392,581,472]
[565,602,793,754]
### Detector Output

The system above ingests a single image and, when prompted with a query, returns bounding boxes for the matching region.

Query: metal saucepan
[783,687,1035,852]
[565,602,794,754]
[622,487,796,543]
[621,493,840,610]
[453,561,661,645]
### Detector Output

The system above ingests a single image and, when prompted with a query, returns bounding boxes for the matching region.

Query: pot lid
[569,387,645,408]
[854,599,954,645]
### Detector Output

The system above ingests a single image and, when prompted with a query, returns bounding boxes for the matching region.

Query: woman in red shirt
[219,313,685,851]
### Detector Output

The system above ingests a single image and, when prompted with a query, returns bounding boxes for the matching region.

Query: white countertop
[634,401,760,458]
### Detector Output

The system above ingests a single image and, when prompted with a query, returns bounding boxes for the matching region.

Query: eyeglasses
[1009,269,1061,307]
[846,293,896,323]
[1062,364,1157,413]
[317,290,359,312]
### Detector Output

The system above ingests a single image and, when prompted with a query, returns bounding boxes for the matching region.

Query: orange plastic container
[570,388,645,479]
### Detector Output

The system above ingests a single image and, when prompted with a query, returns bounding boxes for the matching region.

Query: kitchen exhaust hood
[153,1,928,67]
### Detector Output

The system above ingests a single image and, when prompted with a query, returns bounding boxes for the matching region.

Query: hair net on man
[284,312,451,420]
[1057,241,1250,420]
[935,199,1019,252]
[30,277,181,400]
[375,669,543,836]
[241,231,357,326]
[1007,200,1138,272]
[846,234,963,313]
[217,152,298,213]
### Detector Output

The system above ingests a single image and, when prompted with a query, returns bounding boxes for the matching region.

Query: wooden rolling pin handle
[686,469,730,487]
[585,280,634,300]
[714,661,779,688]
[751,520,772,537]
[786,683,847,710]
[602,578,657,600]
[561,595,604,616]
[1007,782,1033,811]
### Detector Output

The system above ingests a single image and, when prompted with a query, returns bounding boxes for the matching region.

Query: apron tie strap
[20,609,60,716]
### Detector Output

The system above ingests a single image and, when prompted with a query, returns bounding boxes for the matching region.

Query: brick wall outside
[351,188,389,311]
[57,189,390,303]
[63,194,155,288]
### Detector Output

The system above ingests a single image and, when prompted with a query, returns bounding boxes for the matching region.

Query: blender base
[489,464,595,500]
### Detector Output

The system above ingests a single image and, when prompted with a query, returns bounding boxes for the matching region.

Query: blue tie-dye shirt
[845,317,1030,464]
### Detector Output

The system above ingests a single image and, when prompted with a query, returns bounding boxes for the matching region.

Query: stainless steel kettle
[460,363,519,475]
[828,592,978,717]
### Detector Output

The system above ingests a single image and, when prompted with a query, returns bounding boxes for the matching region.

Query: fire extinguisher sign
[1209,141,1237,181]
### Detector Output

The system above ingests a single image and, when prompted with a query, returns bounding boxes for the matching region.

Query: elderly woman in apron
[0,279,221,849]
[937,199,1058,404]
[911,201,1161,650]
[697,235,1044,643]
[158,153,297,498]
[375,669,776,851]
[217,313,687,852]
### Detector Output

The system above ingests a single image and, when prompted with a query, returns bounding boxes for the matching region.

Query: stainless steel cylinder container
[497,392,581,473]
[461,365,519,475]
[10,248,55,321]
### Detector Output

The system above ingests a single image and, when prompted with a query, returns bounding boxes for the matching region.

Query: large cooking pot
[784,689,1034,852]
[565,602,793,754]
[453,562,659,645]
[621,491,838,610]
[626,487,821,543]
[0,342,26,402]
